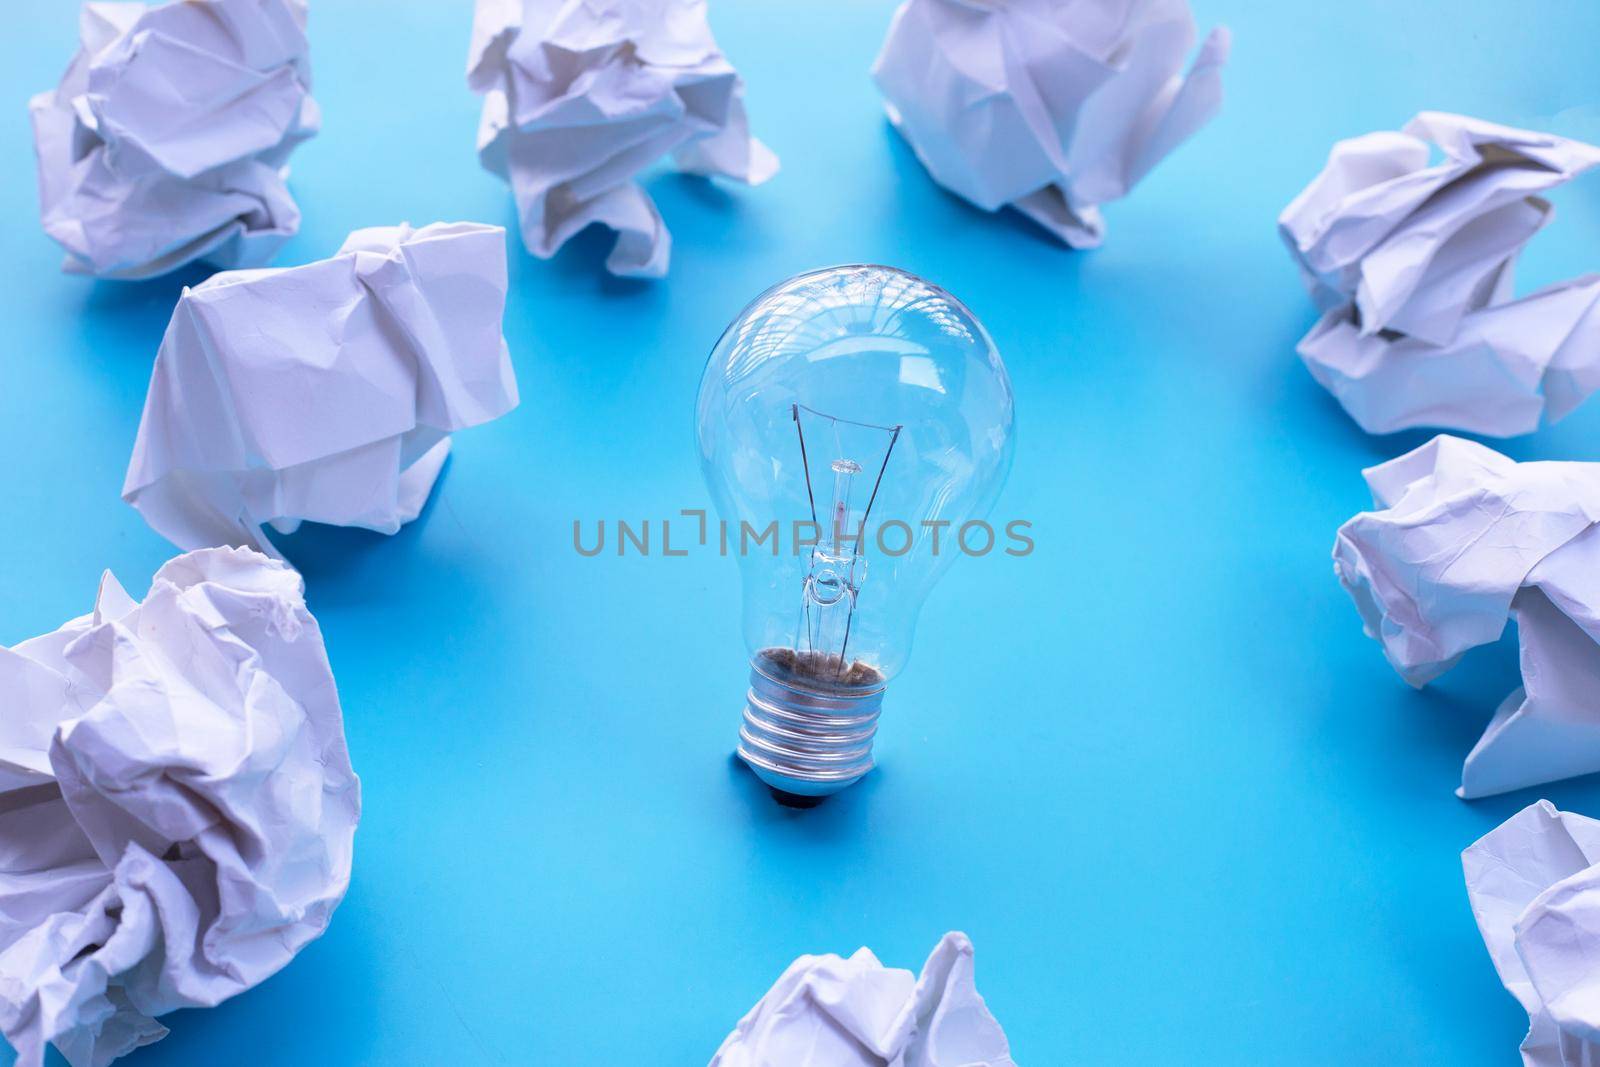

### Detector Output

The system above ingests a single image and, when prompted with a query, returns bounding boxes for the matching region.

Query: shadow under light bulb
[696,265,1015,805]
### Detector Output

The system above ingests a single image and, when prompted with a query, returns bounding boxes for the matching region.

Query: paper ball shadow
[1404,627,1524,770]
[77,262,213,363]
[651,169,741,215]
[551,224,661,297]
[1265,306,1472,471]
[82,261,213,305]
[498,168,766,296]
[876,120,1085,253]
[263,452,451,584]
[138,878,386,1067]
[1388,623,1600,811]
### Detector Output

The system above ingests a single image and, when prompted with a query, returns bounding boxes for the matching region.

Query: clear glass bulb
[696,265,1015,803]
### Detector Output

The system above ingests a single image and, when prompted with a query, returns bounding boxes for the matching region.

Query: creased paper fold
[0,546,359,1067]
[1334,435,1600,798]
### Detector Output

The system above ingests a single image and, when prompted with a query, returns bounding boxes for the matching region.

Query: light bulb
[696,265,1016,805]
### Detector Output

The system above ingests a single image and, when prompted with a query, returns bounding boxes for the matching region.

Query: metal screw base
[736,660,884,801]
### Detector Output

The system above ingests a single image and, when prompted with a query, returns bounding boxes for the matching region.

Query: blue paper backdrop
[4,1,1600,1063]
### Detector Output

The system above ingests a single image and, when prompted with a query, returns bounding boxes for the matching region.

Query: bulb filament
[791,404,901,681]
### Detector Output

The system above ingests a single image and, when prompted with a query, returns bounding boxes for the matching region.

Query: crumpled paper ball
[1464,801,1600,1067]
[1334,435,1600,798]
[466,0,778,278]
[29,0,319,279]
[710,932,1014,1066]
[123,220,521,557]
[0,546,359,1067]
[1280,112,1600,436]
[872,0,1229,248]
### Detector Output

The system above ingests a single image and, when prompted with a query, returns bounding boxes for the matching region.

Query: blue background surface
[4,1,1600,1063]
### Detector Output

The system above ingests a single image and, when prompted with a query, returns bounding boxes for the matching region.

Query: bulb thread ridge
[736,664,883,796]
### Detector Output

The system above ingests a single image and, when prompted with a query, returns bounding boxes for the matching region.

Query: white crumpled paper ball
[0,546,359,1067]
[29,0,319,279]
[1280,112,1600,436]
[466,0,778,278]
[710,932,1015,1066]
[1464,801,1600,1067]
[123,220,521,557]
[1334,435,1600,798]
[873,0,1228,248]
